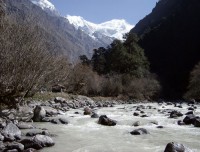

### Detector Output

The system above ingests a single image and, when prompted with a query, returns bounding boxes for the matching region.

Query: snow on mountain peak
[31,0,56,12]
[66,15,134,40]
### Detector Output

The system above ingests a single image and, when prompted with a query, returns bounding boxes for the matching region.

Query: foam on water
[34,103,200,152]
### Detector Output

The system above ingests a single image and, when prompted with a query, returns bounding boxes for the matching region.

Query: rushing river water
[34,103,200,152]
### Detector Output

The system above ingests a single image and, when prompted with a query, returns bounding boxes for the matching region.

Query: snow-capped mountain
[30,0,57,14]
[66,15,134,40]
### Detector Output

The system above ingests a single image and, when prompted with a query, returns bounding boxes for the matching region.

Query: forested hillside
[132,0,200,99]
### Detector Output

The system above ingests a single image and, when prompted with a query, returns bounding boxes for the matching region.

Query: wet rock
[6,142,24,152]
[44,107,58,117]
[51,118,68,124]
[59,118,68,124]
[0,118,6,128]
[23,148,38,152]
[133,121,140,127]
[17,123,34,129]
[98,115,117,126]
[91,113,99,118]
[141,114,148,118]
[0,134,4,141]
[0,142,5,151]
[164,142,192,152]
[33,135,55,147]
[133,112,139,116]
[188,107,194,111]
[157,126,164,129]
[83,107,92,115]
[166,102,173,105]
[170,111,183,118]
[20,139,42,150]
[32,106,46,122]
[41,117,51,122]
[177,120,185,126]
[74,112,79,114]
[130,128,149,135]
[150,121,158,125]
[2,122,21,140]
[183,114,196,125]
[194,118,200,127]
[26,130,49,137]
[135,107,141,111]
[185,111,193,115]
[140,111,145,114]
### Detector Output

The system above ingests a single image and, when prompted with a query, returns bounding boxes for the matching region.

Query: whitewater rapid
[35,103,200,152]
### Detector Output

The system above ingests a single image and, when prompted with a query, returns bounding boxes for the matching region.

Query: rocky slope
[5,0,110,62]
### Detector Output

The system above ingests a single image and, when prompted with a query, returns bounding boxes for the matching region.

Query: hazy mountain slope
[5,0,110,62]
[131,0,200,98]
[66,15,134,41]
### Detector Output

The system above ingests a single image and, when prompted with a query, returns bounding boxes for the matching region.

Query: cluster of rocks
[1,95,198,152]
[0,121,54,152]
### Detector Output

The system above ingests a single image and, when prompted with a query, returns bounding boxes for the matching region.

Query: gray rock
[185,111,193,115]
[133,112,139,116]
[32,106,46,122]
[33,135,55,147]
[17,123,34,129]
[130,128,149,135]
[0,141,5,151]
[26,129,49,137]
[194,118,200,127]
[2,122,21,140]
[20,139,42,150]
[59,118,68,124]
[91,113,99,118]
[183,114,196,125]
[133,121,140,127]
[0,134,4,141]
[51,118,68,124]
[98,115,117,126]
[164,142,193,152]
[6,142,24,152]
[170,111,183,118]
[177,120,185,126]
[23,148,38,152]
[157,126,164,129]
[83,107,92,115]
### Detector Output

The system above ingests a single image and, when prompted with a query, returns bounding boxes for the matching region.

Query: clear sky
[50,0,158,25]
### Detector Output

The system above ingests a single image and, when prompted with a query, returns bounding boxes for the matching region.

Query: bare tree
[0,13,70,106]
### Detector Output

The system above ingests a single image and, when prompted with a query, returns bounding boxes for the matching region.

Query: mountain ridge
[66,15,134,40]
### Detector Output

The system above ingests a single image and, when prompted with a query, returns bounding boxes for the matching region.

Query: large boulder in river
[164,142,192,152]
[130,128,149,135]
[2,122,21,140]
[32,106,46,122]
[98,115,117,126]
[33,135,55,147]
[183,114,196,125]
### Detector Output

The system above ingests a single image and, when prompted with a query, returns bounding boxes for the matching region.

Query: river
[34,103,200,152]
